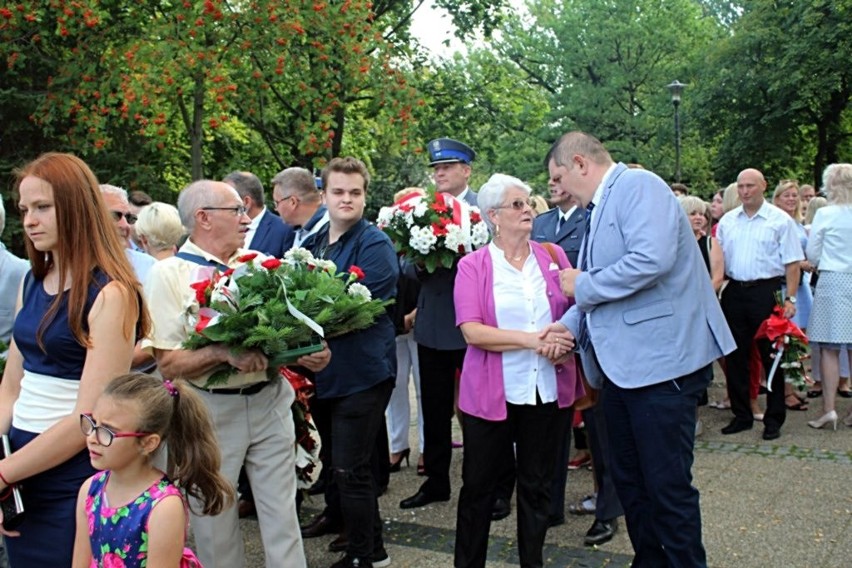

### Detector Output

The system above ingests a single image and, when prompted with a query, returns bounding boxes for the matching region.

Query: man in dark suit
[546,131,735,567]
[532,184,585,267]
[224,171,294,257]
[271,167,329,250]
[400,138,478,511]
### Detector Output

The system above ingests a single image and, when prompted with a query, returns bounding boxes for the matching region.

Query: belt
[191,381,270,396]
[726,277,783,288]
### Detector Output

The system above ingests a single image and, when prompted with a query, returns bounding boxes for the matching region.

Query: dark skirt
[5,427,95,568]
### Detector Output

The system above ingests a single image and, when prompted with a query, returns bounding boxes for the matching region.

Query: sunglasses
[496,198,534,211]
[80,413,151,447]
[110,210,137,224]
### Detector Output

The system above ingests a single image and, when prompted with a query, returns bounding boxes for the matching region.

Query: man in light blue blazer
[545,132,735,568]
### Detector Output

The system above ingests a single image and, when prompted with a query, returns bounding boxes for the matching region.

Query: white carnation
[347,282,372,303]
[377,206,395,228]
[471,221,490,248]
[409,226,437,255]
[315,259,337,272]
[284,247,316,265]
[443,223,468,253]
[413,201,428,217]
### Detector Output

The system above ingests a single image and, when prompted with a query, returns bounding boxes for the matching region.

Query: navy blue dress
[6,271,109,567]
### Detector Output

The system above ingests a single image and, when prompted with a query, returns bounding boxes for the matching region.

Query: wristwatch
[785,296,797,304]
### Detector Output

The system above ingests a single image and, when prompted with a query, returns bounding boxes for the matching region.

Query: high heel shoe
[389,448,410,472]
[807,410,838,431]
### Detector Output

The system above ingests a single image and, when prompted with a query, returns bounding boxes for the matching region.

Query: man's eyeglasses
[201,206,248,216]
[495,198,534,211]
[110,211,137,224]
[273,194,298,208]
[80,413,151,447]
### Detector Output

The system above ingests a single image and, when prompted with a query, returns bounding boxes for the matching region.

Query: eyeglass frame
[273,194,299,208]
[200,205,249,216]
[110,210,138,224]
[80,413,151,447]
[494,198,534,211]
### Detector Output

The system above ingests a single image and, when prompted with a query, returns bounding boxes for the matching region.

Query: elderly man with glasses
[141,180,331,568]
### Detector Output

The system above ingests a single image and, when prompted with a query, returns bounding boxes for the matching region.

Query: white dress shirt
[556,205,578,234]
[488,243,557,405]
[716,200,804,280]
[243,206,267,249]
[807,204,852,273]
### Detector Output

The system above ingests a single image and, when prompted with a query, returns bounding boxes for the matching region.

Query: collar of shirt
[247,206,265,231]
[560,205,578,222]
[180,238,245,267]
[735,199,771,220]
[457,187,471,202]
[589,163,618,223]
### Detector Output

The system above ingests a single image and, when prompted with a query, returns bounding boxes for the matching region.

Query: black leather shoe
[399,490,450,509]
[584,518,618,546]
[491,497,511,521]
[328,533,348,553]
[300,513,341,538]
[547,514,565,528]
[762,427,781,440]
[237,498,256,519]
[721,419,753,435]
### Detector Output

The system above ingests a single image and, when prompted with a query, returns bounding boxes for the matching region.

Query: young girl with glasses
[71,373,234,567]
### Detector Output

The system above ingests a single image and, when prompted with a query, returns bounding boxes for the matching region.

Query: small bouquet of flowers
[377,189,490,272]
[282,367,322,488]
[754,297,810,393]
[182,248,391,387]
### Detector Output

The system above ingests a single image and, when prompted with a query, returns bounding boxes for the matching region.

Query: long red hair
[15,153,150,349]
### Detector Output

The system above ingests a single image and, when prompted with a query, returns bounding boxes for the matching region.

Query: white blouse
[488,243,557,406]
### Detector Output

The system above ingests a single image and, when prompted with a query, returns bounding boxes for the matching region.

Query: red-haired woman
[0,153,148,566]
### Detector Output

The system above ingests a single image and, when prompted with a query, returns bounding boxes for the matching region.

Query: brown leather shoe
[300,513,342,538]
[237,499,256,519]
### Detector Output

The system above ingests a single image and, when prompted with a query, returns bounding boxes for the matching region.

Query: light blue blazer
[559,163,735,389]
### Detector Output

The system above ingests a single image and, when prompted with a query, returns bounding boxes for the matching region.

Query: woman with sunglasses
[0,153,148,566]
[452,173,584,568]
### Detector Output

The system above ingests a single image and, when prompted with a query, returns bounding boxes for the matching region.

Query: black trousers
[417,345,465,498]
[583,397,623,522]
[721,280,786,430]
[604,366,711,568]
[454,402,566,568]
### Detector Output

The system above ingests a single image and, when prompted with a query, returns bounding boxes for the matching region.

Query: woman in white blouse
[806,163,852,429]
[452,174,584,567]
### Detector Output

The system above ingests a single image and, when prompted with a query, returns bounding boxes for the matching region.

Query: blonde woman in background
[134,202,185,260]
[529,195,550,217]
[806,164,852,428]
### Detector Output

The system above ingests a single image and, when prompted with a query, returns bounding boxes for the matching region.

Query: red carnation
[470,211,482,223]
[237,252,258,262]
[195,313,213,333]
[431,223,448,237]
[349,265,365,280]
[430,202,448,213]
[261,257,282,270]
[189,279,211,304]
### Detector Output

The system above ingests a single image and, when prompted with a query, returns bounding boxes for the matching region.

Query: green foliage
[692,0,852,187]
[182,251,391,386]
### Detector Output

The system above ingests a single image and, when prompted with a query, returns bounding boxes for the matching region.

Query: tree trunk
[190,72,206,180]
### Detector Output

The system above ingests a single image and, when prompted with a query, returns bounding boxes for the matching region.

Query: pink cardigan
[454,241,584,421]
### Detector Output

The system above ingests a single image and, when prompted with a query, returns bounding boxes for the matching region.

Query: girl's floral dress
[86,470,202,567]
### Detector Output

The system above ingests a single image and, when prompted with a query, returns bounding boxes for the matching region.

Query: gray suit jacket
[410,189,477,350]
[532,206,585,268]
[559,164,735,388]
[0,245,29,345]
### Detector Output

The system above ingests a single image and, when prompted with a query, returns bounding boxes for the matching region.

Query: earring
[494,225,500,238]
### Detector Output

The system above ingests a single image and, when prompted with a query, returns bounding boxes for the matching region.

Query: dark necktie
[555,213,566,236]
[577,202,595,350]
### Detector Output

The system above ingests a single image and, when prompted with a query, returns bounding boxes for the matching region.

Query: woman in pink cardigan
[453,174,584,568]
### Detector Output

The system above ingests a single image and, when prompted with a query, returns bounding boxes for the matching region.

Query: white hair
[477,173,533,233]
[99,184,129,203]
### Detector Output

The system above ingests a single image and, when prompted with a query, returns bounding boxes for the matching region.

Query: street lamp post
[667,80,686,183]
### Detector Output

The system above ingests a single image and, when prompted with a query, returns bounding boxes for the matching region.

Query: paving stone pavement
[233,374,852,567]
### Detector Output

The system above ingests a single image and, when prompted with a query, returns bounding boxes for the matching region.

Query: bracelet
[0,469,11,487]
